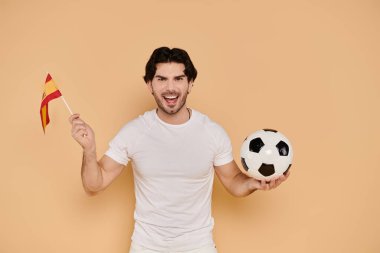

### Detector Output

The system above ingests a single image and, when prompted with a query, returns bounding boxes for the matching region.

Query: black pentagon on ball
[276,140,289,156]
[258,163,275,176]
[241,158,249,171]
[249,137,265,153]
[263,128,278,133]
[283,164,292,175]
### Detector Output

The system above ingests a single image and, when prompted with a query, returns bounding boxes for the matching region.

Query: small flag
[40,74,62,133]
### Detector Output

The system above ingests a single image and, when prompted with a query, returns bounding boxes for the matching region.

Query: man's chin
[157,98,186,115]
[165,108,178,114]
[161,105,181,115]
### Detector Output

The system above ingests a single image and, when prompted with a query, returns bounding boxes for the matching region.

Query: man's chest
[130,131,215,179]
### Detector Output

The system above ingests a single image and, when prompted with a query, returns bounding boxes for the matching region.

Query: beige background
[1,0,379,252]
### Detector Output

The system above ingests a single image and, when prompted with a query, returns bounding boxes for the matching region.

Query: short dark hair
[143,47,197,83]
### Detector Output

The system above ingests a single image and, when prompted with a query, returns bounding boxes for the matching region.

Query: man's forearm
[81,149,103,192]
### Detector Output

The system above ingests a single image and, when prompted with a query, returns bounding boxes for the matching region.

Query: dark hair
[143,47,197,83]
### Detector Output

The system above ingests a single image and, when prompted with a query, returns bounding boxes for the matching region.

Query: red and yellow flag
[40,74,62,133]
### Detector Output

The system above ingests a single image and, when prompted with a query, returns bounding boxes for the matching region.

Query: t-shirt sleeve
[213,124,234,166]
[105,135,129,166]
[104,124,134,166]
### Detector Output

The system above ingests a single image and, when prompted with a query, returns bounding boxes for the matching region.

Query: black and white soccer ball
[240,129,293,181]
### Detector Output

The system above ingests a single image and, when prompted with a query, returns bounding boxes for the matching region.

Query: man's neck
[156,107,191,125]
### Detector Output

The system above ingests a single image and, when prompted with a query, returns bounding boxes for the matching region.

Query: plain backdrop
[0,0,379,252]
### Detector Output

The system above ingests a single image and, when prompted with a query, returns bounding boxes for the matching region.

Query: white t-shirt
[105,109,233,251]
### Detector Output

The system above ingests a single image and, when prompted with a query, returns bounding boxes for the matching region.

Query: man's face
[148,62,193,115]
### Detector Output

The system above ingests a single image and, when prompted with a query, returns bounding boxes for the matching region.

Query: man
[69,47,289,253]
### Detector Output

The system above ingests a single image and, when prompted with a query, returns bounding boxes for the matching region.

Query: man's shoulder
[118,109,156,134]
[192,109,226,134]
[193,109,219,125]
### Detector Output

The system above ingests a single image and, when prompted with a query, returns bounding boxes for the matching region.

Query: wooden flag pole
[61,96,73,115]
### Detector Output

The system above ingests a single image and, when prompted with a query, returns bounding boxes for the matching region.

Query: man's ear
[146,81,153,94]
[187,81,194,94]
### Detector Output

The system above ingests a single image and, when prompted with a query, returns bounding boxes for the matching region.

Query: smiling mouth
[163,95,179,105]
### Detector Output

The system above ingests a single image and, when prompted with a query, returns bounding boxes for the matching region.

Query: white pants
[129,242,218,253]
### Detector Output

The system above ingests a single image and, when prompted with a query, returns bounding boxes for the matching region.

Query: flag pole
[61,96,73,115]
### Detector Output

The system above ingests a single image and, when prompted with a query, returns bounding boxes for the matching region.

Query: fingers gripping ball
[240,129,293,181]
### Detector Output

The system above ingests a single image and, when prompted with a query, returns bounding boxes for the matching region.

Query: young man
[69,47,289,253]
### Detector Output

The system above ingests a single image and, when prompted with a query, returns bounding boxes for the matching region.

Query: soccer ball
[240,129,293,181]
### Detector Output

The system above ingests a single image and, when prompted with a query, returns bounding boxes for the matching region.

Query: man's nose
[166,79,175,91]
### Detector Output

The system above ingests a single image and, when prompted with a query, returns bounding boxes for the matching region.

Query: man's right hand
[69,114,96,152]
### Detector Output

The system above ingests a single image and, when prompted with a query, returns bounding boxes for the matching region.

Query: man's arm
[70,114,124,194]
[214,160,290,197]
[81,153,124,194]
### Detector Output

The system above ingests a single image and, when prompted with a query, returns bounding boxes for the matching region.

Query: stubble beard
[152,91,188,116]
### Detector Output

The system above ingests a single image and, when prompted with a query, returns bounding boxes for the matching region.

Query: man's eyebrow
[174,75,186,78]
[154,75,167,79]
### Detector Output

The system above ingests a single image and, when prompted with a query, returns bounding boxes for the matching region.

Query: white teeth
[164,96,177,99]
